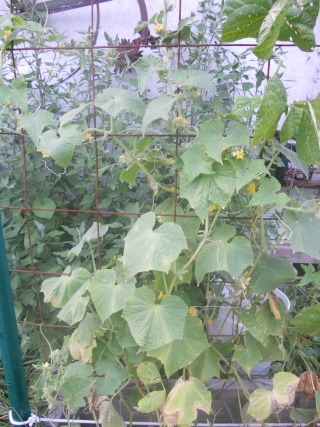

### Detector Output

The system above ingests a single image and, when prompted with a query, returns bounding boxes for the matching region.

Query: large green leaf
[38,124,83,168]
[123,212,187,277]
[161,377,211,426]
[122,286,188,351]
[68,222,109,258]
[42,267,91,308]
[88,270,135,321]
[195,225,254,282]
[142,94,175,134]
[180,161,236,221]
[59,103,87,127]
[148,316,208,377]
[250,253,296,293]
[247,388,273,422]
[17,110,54,145]
[221,0,272,42]
[189,348,220,381]
[95,88,145,118]
[252,77,287,146]
[229,158,268,192]
[57,281,89,325]
[282,211,320,260]
[291,304,320,338]
[249,177,290,208]
[195,120,249,164]
[279,0,319,52]
[171,69,214,92]
[133,55,165,94]
[181,144,213,182]
[295,103,320,164]
[252,0,290,60]
[68,313,103,362]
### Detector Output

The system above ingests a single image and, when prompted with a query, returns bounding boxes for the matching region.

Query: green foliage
[1,0,320,425]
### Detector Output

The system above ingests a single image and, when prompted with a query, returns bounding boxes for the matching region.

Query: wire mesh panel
[1,0,320,425]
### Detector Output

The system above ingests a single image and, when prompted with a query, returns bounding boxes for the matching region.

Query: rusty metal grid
[0,0,316,362]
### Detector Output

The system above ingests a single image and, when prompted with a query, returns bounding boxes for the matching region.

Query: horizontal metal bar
[27,0,112,14]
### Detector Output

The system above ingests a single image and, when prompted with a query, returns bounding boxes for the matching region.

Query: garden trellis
[1,0,320,426]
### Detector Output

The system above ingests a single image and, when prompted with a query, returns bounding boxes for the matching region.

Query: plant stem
[87,241,97,272]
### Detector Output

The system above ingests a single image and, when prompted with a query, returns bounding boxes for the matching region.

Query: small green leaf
[122,286,188,351]
[136,361,161,385]
[59,103,87,127]
[250,253,295,293]
[295,103,320,164]
[249,177,290,208]
[123,212,187,277]
[279,0,319,52]
[58,281,89,325]
[68,222,108,258]
[42,267,91,308]
[17,110,54,145]
[147,316,208,377]
[88,269,135,322]
[32,196,56,219]
[171,69,214,92]
[233,343,262,376]
[181,144,213,182]
[229,158,268,192]
[248,388,273,422]
[95,88,145,118]
[60,377,92,411]
[180,161,236,221]
[290,408,318,424]
[133,56,165,94]
[221,0,272,42]
[252,77,287,146]
[95,352,129,395]
[142,94,175,134]
[195,225,254,282]
[282,211,320,260]
[292,304,320,338]
[252,0,290,60]
[190,348,220,381]
[68,313,103,363]
[136,391,166,413]
[120,164,140,186]
[38,124,83,168]
[298,264,320,287]
[273,140,309,177]
[195,120,249,164]
[161,377,211,426]
[98,401,126,427]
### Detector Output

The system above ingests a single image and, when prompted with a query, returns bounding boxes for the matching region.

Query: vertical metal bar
[0,218,31,423]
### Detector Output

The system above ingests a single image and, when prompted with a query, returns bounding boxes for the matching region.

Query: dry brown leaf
[297,371,320,399]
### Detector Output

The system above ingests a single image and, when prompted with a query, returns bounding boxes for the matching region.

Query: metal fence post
[0,218,31,423]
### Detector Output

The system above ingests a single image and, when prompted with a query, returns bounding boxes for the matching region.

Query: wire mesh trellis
[1,0,320,425]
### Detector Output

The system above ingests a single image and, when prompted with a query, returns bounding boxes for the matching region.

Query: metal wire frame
[0,0,314,389]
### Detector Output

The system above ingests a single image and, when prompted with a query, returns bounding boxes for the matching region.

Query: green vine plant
[2,0,320,425]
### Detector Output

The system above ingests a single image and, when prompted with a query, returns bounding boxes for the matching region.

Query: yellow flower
[246,182,256,194]
[207,319,213,326]
[183,118,188,126]
[3,29,12,39]
[233,150,245,160]
[188,306,197,316]
[85,132,93,140]
[209,203,218,212]
[42,151,50,158]
[157,291,164,300]
[155,23,164,33]
[206,290,212,297]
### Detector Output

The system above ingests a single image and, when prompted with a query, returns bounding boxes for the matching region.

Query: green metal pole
[0,218,31,423]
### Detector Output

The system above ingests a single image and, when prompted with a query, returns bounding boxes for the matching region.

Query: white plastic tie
[9,411,40,426]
